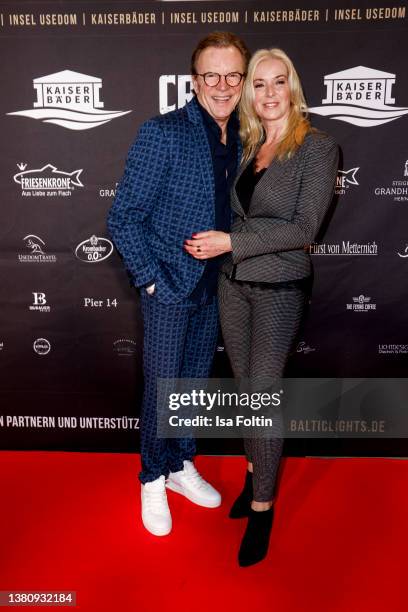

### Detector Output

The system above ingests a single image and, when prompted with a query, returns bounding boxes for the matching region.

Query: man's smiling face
[192,45,245,127]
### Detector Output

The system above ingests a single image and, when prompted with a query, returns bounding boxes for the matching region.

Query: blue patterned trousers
[139,291,219,483]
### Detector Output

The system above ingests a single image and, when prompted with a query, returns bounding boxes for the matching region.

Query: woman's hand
[184,231,232,260]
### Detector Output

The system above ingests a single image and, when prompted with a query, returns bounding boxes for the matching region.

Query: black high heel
[229,470,253,519]
[238,507,274,567]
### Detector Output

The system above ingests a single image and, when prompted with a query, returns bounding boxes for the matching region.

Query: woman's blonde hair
[239,48,313,162]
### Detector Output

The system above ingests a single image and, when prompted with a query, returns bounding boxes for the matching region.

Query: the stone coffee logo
[309,66,408,127]
[7,70,131,130]
[346,294,377,312]
[75,235,113,263]
[14,163,83,197]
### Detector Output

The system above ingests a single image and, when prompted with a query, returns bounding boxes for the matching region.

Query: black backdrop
[0,0,407,455]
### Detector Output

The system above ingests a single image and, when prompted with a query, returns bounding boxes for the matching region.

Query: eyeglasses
[195,72,245,87]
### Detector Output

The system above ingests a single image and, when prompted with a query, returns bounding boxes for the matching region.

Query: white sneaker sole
[141,514,172,537]
[166,479,221,508]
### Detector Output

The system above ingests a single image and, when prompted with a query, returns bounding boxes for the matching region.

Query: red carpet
[0,452,406,611]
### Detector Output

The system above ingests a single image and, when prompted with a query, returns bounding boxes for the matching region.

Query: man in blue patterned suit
[108,32,250,536]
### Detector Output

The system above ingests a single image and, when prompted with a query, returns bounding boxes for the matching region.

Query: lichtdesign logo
[14,163,83,194]
[19,235,57,263]
[379,344,408,355]
[113,339,137,357]
[397,245,408,258]
[309,66,408,127]
[33,338,51,355]
[346,295,377,312]
[7,70,132,130]
[75,235,113,263]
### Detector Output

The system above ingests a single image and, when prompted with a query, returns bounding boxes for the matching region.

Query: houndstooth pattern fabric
[222,132,339,283]
[107,96,241,305]
[139,292,219,483]
[219,131,338,501]
[218,276,306,501]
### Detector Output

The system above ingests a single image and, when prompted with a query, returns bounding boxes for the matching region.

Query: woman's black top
[236,159,266,215]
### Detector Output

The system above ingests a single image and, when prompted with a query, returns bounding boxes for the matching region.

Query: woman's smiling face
[252,58,291,128]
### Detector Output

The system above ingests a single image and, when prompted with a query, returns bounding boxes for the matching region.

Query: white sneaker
[141,475,172,536]
[166,460,221,508]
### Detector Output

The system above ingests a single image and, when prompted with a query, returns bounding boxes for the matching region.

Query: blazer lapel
[231,153,255,216]
[186,98,215,214]
[192,121,215,208]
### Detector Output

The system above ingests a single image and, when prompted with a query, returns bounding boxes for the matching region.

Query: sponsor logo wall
[0,0,407,456]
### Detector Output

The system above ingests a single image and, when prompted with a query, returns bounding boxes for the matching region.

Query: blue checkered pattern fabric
[108,97,224,305]
[139,292,218,483]
[107,97,241,482]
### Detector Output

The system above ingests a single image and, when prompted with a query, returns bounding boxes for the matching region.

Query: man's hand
[184,231,232,260]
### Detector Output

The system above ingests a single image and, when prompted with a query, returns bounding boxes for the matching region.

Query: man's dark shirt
[189,102,240,304]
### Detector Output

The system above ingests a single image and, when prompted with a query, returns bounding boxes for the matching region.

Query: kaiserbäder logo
[309,66,408,127]
[7,70,132,130]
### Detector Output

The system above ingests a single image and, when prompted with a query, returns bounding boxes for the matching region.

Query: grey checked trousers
[219,274,307,501]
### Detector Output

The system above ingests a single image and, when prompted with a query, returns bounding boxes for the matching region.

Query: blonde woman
[184,48,338,565]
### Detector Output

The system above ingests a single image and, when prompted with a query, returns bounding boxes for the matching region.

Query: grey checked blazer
[222,131,339,283]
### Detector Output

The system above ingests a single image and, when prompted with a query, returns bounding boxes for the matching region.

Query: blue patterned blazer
[107,97,241,304]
